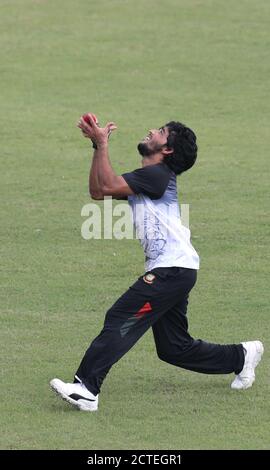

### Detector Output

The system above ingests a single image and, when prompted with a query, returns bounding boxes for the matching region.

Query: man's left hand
[77,114,117,147]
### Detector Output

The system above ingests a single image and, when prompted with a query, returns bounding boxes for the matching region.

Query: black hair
[164,121,197,175]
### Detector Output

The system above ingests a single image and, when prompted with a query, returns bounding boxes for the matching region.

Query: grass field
[1,0,269,450]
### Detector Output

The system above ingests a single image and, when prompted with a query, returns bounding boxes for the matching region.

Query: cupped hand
[77,113,117,146]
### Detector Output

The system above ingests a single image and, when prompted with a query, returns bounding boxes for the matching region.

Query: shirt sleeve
[121,164,171,200]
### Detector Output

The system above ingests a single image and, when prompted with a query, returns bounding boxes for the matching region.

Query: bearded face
[137,127,169,157]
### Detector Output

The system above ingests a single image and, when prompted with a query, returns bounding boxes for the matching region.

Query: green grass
[1,0,269,450]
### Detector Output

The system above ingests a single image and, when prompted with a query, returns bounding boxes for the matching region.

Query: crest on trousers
[143,273,156,284]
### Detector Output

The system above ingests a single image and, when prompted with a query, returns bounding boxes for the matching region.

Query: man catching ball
[50,114,264,411]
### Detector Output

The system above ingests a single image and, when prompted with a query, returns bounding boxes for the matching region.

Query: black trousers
[75,267,244,396]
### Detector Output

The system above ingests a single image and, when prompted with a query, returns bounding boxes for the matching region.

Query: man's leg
[51,269,186,409]
[51,271,170,410]
[74,267,197,396]
[152,294,245,375]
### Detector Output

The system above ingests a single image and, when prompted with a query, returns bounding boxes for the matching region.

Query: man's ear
[162,147,174,157]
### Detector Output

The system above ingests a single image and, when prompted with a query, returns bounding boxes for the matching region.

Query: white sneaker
[50,378,98,411]
[231,341,264,390]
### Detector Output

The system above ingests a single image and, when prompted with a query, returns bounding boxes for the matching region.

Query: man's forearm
[89,151,101,196]
[89,142,117,197]
[95,142,118,189]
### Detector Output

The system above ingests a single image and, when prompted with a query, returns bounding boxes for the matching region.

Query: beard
[137,141,165,157]
[137,142,153,156]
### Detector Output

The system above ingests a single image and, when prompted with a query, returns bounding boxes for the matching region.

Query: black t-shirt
[122,163,171,200]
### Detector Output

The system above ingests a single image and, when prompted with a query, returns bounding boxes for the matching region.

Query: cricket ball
[82,113,98,125]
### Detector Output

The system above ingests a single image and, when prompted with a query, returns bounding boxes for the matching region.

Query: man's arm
[90,142,134,199]
[78,115,134,200]
[89,151,102,199]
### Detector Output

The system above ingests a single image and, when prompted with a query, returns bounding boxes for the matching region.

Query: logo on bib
[143,273,156,284]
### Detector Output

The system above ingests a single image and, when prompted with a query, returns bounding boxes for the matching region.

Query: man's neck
[142,153,164,167]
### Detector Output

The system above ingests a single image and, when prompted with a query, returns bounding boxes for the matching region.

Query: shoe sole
[50,381,98,412]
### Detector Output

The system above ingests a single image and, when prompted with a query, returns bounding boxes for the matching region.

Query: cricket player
[50,114,264,411]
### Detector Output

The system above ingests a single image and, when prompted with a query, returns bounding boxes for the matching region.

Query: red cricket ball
[82,113,98,125]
